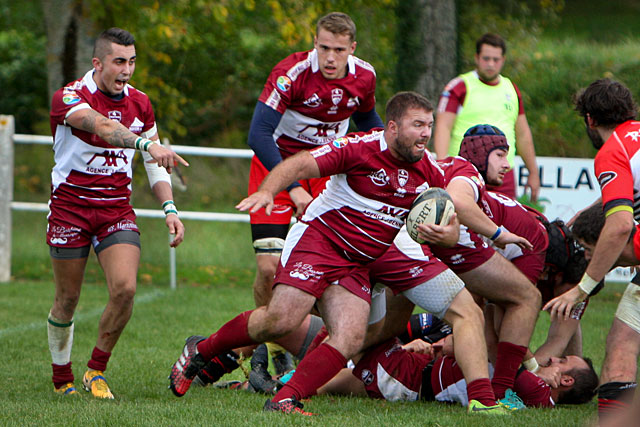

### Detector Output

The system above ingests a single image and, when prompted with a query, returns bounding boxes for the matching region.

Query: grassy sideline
[2,213,630,426]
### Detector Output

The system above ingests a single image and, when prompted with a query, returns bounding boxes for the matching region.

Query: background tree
[395,0,456,103]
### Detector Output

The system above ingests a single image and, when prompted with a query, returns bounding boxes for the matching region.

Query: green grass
[4,201,637,425]
[0,278,622,426]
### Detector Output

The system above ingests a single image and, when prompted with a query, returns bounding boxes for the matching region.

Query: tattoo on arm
[81,109,138,149]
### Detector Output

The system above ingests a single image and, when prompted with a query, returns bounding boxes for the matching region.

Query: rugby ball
[406,187,455,243]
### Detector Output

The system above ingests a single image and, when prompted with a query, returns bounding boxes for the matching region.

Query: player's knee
[109,282,136,305]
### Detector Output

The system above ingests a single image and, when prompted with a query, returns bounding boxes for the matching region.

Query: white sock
[47,310,74,366]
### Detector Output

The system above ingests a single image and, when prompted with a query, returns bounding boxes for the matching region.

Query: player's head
[459,124,510,184]
[385,91,434,163]
[553,356,598,405]
[544,219,587,283]
[572,202,604,252]
[93,28,135,61]
[574,79,637,149]
[314,12,357,80]
[317,12,356,42]
[475,33,506,82]
[92,28,136,96]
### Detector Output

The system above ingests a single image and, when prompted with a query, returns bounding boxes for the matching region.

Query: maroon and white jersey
[305,130,446,262]
[258,49,377,158]
[49,69,156,207]
[432,356,554,408]
[480,191,549,259]
[353,338,433,401]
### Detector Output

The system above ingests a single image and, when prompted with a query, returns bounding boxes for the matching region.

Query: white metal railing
[8,130,256,288]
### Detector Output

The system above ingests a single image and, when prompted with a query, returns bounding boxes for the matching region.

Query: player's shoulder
[351,55,377,77]
[310,128,384,159]
[272,50,314,79]
[614,120,640,146]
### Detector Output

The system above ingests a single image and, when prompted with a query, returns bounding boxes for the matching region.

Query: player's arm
[236,150,320,215]
[515,113,540,202]
[65,108,188,173]
[432,112,456,159]
[140,133,185,248]
[247,101,311,215]
[544,209,634,319]
[446,178,532,250]
[352,107,384,131]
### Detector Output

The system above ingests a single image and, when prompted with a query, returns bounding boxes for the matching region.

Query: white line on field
[0,289,169,338]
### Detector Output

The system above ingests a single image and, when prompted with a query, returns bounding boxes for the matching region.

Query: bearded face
[584,117,605,150]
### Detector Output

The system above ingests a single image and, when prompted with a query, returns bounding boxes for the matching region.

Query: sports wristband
[134,137,159,152]
[578,273,599,295]
[490,227,502,241]
[523,357,540,374]
[162,200,178,216]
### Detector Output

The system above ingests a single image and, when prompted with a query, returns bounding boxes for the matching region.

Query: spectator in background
[433,33,540,202]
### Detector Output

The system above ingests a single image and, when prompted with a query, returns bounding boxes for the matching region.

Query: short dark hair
[556,357,598,405]
[476,33,506,55]
[385,91,433,125]
[93,28,135,60]
[317,12,356,42]
[574,78,637,128]
[572,202,605,246]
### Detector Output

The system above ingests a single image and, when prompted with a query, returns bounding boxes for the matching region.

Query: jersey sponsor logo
[369,168,390,186]
[289,262,323,281]
[299,122,341,138]
[310,145,332,158]
[62,92,81,105]
[409,266,424,277]
[108,111,122,122]
[347,96,360,108]
[129,117,144,133]
[625,130,640,142]
[332,137,348,148]
[597,171,617,189]
[360,369,374,386]
[266,88,281,109]
[49,237,68,245]
[379,205,409,217]
[303,93,322,108]
[276,75,292,92]
[107,219,137,233]
[450,254,465,265]
[87,150,129,170]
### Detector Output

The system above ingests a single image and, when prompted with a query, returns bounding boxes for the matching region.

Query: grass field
[3,212,632,426]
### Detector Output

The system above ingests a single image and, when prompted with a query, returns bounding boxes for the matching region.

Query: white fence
[1,114,630,286]
[0,114,256,287]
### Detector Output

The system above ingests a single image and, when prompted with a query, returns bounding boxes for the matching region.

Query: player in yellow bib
[433,33,540,202]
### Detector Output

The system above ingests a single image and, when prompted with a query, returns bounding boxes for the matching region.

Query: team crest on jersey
[276,76,292,92]
[108,111,122,122]
[62,92,81,105]
[360,369,374,386]
[625,130,640,142]
[398,169,409,187]
[597,171,617,188]
[369,168,390,186]
[332,137,348,149]
[331,88,343,105]
[303,93,322,108]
